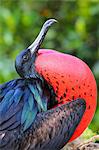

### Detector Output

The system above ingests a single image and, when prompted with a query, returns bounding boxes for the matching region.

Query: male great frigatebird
[0,19,97,150]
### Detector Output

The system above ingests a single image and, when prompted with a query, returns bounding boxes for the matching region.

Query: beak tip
[44,19,58,27]
[50,18,58,23]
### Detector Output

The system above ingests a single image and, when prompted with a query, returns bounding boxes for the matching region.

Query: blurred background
[0,0,99,135]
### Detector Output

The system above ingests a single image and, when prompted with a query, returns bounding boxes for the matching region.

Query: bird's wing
[27,98,86,150]
[0,98,86,150]
[0,78,50,132]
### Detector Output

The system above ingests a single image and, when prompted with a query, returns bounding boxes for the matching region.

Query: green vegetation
[0,0,99,134]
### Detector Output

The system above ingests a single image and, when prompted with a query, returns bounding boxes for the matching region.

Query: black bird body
[0,19,86,150]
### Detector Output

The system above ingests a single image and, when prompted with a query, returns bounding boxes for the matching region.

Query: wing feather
[0,78,50,131]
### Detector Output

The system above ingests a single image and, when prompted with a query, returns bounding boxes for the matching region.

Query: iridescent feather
[0,78,50,131]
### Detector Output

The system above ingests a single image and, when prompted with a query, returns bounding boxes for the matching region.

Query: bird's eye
[23,55,29,61]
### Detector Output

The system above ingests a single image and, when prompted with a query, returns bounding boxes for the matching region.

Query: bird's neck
[26,76,57,109]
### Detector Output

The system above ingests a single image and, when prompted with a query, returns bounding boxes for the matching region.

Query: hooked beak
[15,19,57,79]
[28,19,57,55]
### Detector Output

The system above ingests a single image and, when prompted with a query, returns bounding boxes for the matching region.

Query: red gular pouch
[35,49,97,142]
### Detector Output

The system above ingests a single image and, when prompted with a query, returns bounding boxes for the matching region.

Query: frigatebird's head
[15,19,57,78]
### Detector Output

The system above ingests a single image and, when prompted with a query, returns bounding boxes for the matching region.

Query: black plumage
[0,78,52,132]
[0,99,86,150]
